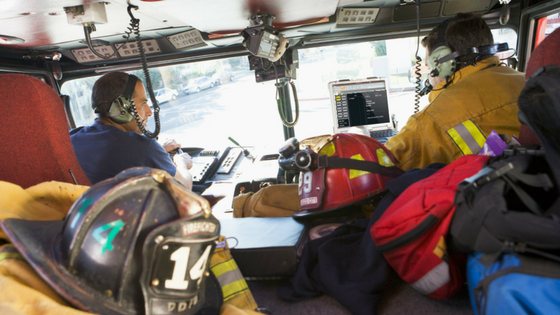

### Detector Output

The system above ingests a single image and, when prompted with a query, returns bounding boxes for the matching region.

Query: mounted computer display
[329,78,396,143]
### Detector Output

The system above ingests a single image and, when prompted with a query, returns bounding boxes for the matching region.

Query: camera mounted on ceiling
[242,14,295,83]
[241,14,289,63]
[248,48,299,83]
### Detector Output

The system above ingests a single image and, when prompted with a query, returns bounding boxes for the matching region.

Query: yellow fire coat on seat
[0,181,261,315]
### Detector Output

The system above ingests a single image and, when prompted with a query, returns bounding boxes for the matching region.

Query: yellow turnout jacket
[385,56,525,171]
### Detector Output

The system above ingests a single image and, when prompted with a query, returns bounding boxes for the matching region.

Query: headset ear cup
[109,97,134,124]
[428,45,455,79]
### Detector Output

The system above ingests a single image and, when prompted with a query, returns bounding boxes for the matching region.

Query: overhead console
[167,29,207,50]
[63,2,211,65]
[71,39,161,63]
[69,29,210,64]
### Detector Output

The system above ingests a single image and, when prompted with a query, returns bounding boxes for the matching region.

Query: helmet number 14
[165,245,212,290]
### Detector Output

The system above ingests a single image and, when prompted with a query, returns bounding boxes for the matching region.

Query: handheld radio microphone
[228,137,250,157]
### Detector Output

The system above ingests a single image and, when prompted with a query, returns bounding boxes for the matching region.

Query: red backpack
[370,155,489,299]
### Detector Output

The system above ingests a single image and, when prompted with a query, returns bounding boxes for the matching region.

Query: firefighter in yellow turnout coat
[385,56,524,171]
[385,13,525,171]
[386,13,524,171]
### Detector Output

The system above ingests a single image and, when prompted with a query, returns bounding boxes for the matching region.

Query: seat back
[0,74,91,188]
[519,28,560,145]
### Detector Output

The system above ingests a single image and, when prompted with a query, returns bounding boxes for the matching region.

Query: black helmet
[1,167,222,315]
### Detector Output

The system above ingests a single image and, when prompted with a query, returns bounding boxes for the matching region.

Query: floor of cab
[208,185,473,314]
[247,277,473,315]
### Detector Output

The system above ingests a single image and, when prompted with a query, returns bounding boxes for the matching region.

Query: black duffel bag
[450,65,560,261]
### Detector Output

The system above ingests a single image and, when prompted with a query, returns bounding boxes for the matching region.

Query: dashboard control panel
[217,148,243,175]
[191,155,218,183]
[189,147,246,185]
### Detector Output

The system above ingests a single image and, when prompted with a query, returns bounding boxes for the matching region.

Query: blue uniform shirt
[70,121,176,184]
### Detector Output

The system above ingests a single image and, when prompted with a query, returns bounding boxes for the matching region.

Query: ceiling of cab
[0,0,367,50]
[0,0,501,63]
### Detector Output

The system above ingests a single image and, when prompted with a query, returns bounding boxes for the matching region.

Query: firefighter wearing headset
[385,13,525,171]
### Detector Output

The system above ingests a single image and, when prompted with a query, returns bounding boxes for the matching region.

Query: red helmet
[296,133,402,219]
[2,167,222,315]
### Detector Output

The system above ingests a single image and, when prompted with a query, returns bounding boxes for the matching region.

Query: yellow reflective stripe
[447,120,486,155]
[221,278,249,301]
[211,257,237,277]
[211,258,250,301]
[0,245,24,263]
[349,154,369,179]
[376,148,395,167]
[447,127,472,155]
[462,120,486,149]
[0,252,24,263]
[319,142,336,156]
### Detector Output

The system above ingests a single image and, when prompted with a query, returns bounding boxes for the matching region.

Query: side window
[520,8,560,72]
[491,28,517,55]
[535,13,560,49]
[490,28,518,67]
[61,75,102,128]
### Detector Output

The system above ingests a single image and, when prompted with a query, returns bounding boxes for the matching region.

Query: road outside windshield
[62,29,516,151]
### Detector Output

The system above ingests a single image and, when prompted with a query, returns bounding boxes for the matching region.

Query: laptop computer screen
[329,78,393,135]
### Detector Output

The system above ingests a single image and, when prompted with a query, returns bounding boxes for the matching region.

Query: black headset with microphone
[426,19,510,80]
[96,74,138,124]
[94,74,161,139]
[426,19,457,79]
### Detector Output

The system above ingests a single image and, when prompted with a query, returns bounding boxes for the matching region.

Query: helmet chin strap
[316,155,404,178]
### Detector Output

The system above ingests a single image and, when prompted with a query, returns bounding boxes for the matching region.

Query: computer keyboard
[370,129,398,144]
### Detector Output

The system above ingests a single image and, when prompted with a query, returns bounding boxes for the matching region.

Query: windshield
[62,28,516,151]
